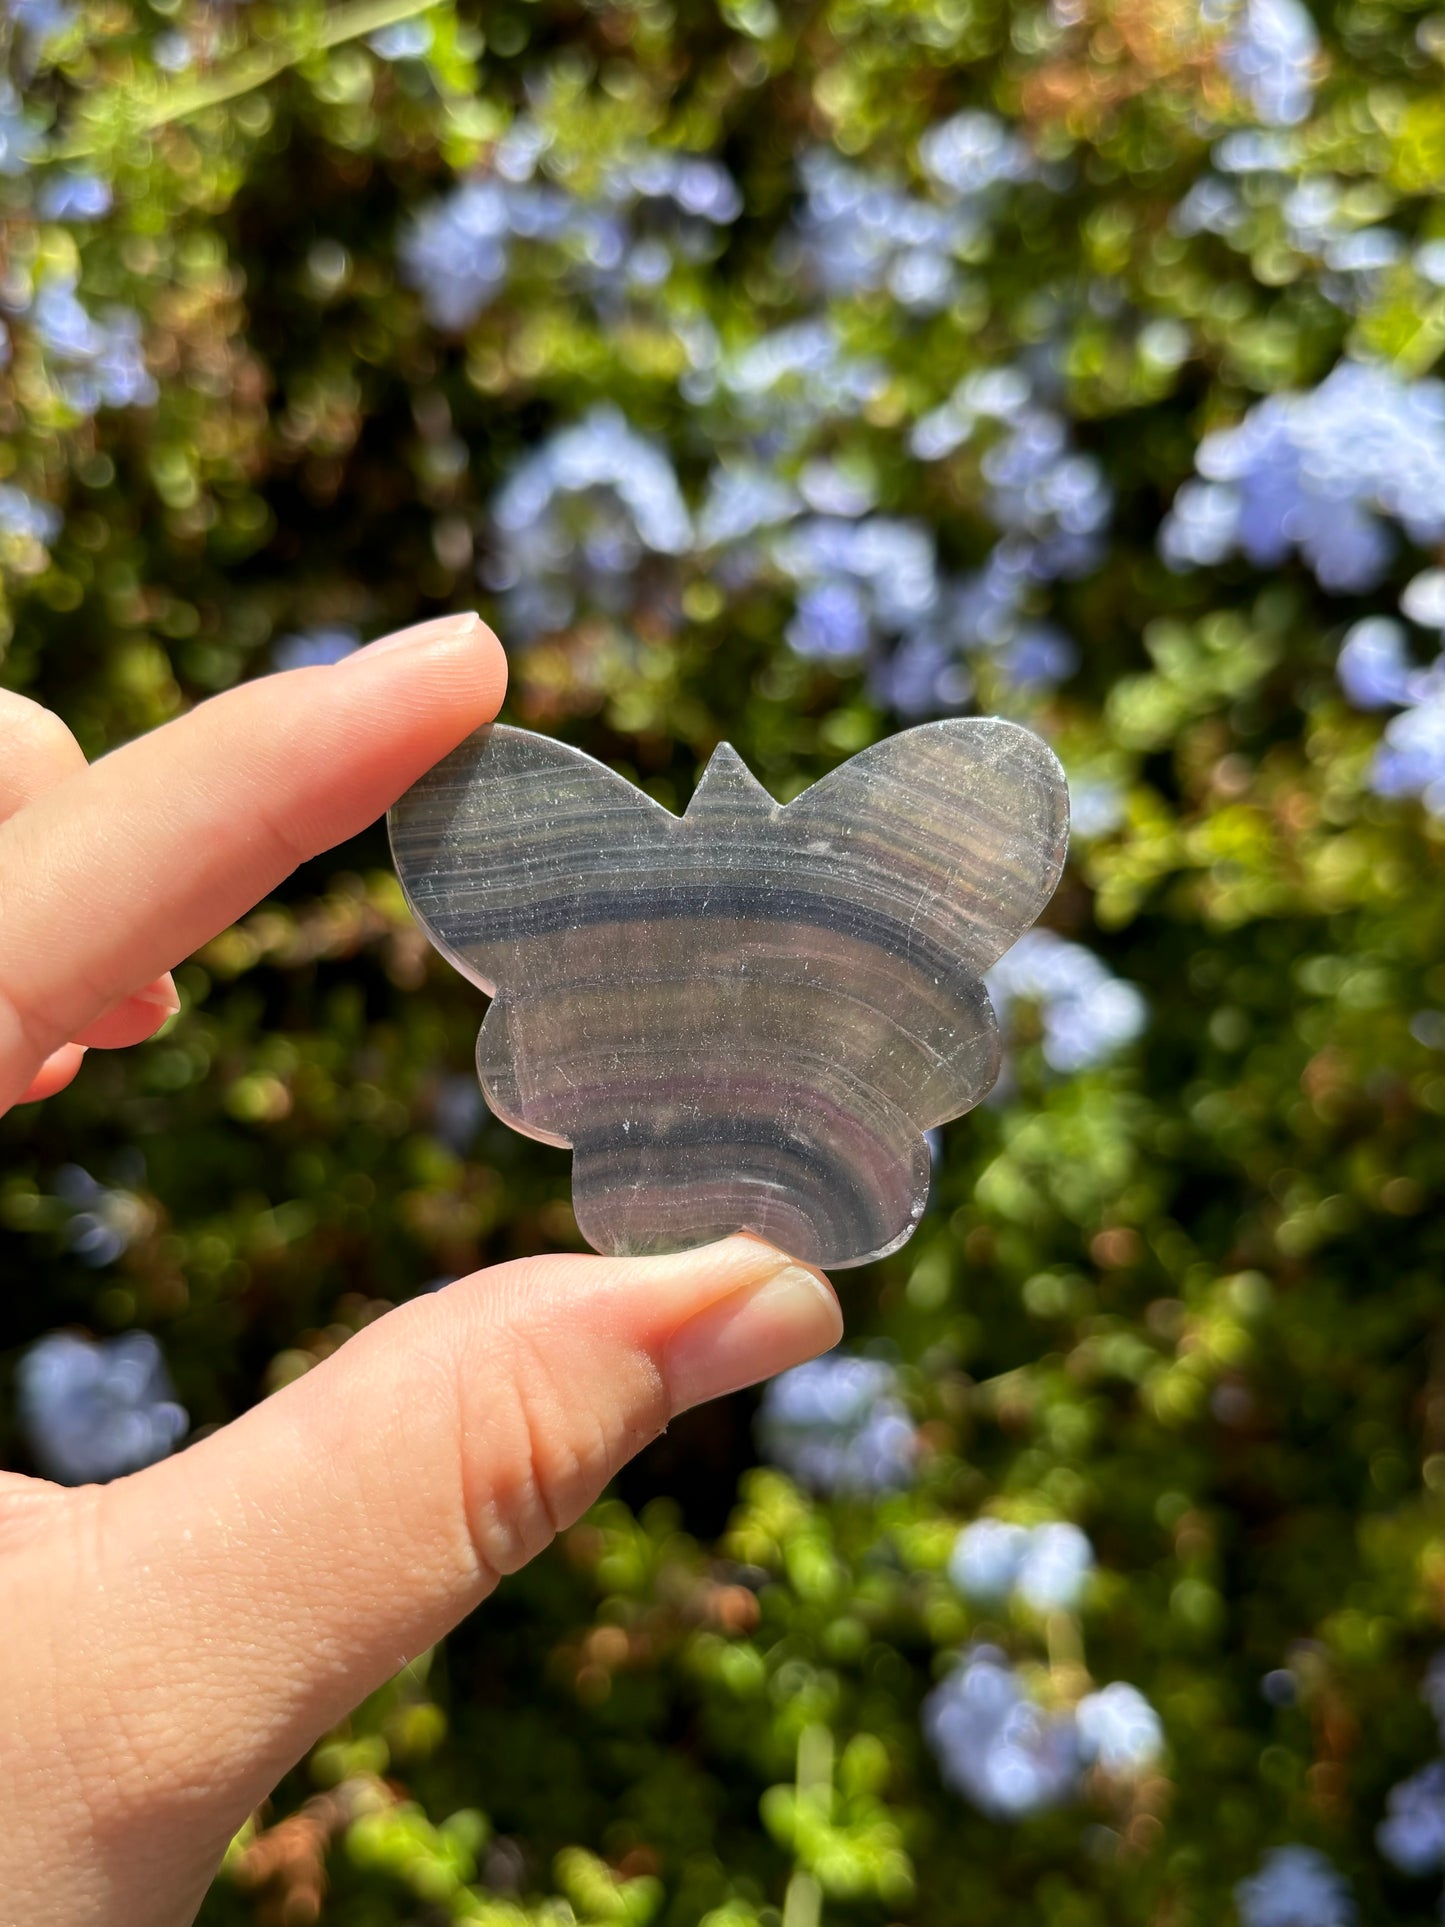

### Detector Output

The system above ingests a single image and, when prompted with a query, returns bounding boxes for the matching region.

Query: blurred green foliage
[5,0,1445,1920]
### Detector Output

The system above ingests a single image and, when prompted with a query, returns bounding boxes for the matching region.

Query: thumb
[6,1236,840,1924]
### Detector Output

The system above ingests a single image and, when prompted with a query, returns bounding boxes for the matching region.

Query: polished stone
[389,720,1067,1267]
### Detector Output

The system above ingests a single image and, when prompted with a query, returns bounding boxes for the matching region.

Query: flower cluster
[985,930,1147,1073]
[4,1,77,66]
[0,75,42,172]
[1376,1657,1445,1900]
[53,1162,149,1268]
[1233,1845,1355,1927]
[1160,361,1445,594]
[0,480,62,569]
[898,368,1111,704]
[715,319,889,444]
[1172,146,1412,321]
[487,362,1108,704]
[911,369,1112,584]
[787,111,1035,311]
[270,625,361,672]
[772,516,938,664]
[401,120,740,332]
[1215,0,1320,128]
[755,1352,916,1497]
[1336,578,1445,816]
[1075,1682,1166,1775]
[948,1517,1096,1613]
[923,1647,1163,1819]
[17,1331,188,1485]
[483,406,692,639]
[3,272,156,418]
[367,17,434,60]
[923,1646,1081,1818]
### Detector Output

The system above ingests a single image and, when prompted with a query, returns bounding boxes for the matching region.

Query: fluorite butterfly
[389,720,1067,1267]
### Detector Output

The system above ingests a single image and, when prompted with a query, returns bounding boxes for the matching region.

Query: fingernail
[346,611,482,661]
[132,975,181,1018]
[664,1259,843,1414]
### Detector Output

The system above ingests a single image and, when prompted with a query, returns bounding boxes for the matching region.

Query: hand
[0,616,843,1927]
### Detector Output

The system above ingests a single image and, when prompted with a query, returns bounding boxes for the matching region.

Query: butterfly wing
[777,717,1068,1128]
[388,723,677,996]
[781,717,1068,974]
[388,724,678,1148]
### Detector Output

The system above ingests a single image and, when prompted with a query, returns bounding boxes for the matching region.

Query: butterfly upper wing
[780,717,1069,977]
[387,723,677,997]
[773,718,1068,1131]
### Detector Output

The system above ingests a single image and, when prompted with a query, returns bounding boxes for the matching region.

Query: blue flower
[696,462,800,548]
[6,0,75,54]
[1075,1683,1165,1774]
[923,1646,1081,1819]
[869,631,974,718]
[995,622,1078,692]
[17,1331,188,1486]
[1214,129,1297,173]
[791,152,964,311]
[1378,1760,1445,1876]
[917,110,1034,198]
[0,481,61,545]
[948,1519,1031,1602]
[1172,175,1246,238]
[1402,571,1445,633]
[899,368,1106,704]
[1015,1522,1095,1611]
[1348,620,1445,815]
[36,170,113,221]
[271,626,362,671]
[787,115,1034,314]
[1336,618,1415,711]
[28,278,156,413]
[722,318,888,428]
[1067,777,1127,839]
[911,372,1112,578]
[402,181,516,330]
[54,1163,148,1267]
[486,407,691,640]
[400,129,741,331]
[986,931,1147,1073]
[948,1518,1096,1611]
[368,18,433,58]
[756,1352,916,1496]
[1234,1847,1355,1927]
[787,579,872,660]
[0,77,42,174]
[151,27,193,72]
[1217,0,1320,128]
[772,515,940,665]
[1160,361,1445,593]
[1370,679,1445,815]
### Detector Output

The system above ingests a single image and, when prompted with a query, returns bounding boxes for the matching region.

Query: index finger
[0,612,506,1111]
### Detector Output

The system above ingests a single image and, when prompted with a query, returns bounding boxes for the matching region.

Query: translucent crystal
[389,720,1067,1267]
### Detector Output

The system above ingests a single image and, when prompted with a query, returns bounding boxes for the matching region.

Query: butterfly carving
[389,720,1068,1268]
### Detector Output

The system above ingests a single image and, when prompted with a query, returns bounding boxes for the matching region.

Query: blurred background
[3,0,1445,1919]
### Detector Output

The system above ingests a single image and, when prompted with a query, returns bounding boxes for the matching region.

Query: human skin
[0,613,842,1927]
